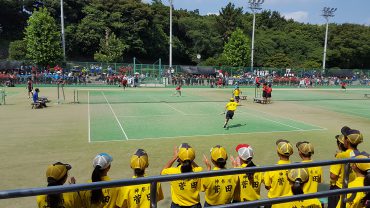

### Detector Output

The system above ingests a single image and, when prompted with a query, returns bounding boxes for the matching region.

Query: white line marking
[163,102,187,115]
[102,92,129,140]
[88,91,91,143]
[118,113,214,118]
[89,128,327,142]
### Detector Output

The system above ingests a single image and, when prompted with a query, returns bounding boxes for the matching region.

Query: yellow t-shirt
[302,160,323,194]
[264,160,291,199]
[201,167,239,205]
[226,102,237,111]
[116,176,164,208]
[161,165,203,206]
[271,192,322,208]
[233,89,241,96]
[330,149,356,188]
[79,176,120,208]
[336,177,366,208]
[234,163,264,201]
[37,191,83,208]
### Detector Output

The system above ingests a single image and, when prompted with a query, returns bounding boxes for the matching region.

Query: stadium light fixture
[321,7,337,72]
[248,0,264,73]
[168,0,173,84]
[61,0,66,62]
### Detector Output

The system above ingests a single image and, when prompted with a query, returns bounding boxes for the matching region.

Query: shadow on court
[225,123,247,129]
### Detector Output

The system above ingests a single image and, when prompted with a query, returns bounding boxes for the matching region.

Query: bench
[253,97,263,103]
[39,96,50,103]
[240,95,247,100]
[31,102,41,109]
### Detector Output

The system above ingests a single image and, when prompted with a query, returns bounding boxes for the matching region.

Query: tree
[94,29,127,62]
[24,8,62,66]
[222,28,250,67]
[216,3,243,42]
[8,40,27,60]
[265,53,293,68]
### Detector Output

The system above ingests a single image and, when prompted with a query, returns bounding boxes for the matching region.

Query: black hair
[181,160,193,173]
[300,152,312,158]
[215,158,226,169]
[337,140,347,151]
[91,166,104,204]
[291,179,304,195]
[347,142,358,149]
[362,170,370,204]
[134,168,145,177]
[46,173,68,208]
[245,160,256,181]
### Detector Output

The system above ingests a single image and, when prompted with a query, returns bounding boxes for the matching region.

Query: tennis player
[27,78,33,98]
[271,168,322,208]
[223,98,238,128]
[161,143,202,208]
[264,139,293,208]
[296,141,323,194]
[202,145,238,206]
[37,162,83,208]
[172,84,182,96]
[232,87,242,104]
[116,149,163,208]
[231,144,263,204]
[80,153,120,208]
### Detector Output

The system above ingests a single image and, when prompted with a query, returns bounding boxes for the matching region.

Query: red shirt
[267,87,272,93]
[176,86,181,90]
[263,85,268,92]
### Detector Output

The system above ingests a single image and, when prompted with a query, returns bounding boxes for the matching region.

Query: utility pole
[60,0,66,62]
[322,7,337,72]
[248,0,264,72]
[168,0,173,84]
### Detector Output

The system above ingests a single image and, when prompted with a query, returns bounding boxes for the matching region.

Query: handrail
[1,158,369,207]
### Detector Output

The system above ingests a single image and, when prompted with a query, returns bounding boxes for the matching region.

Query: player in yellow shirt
[116,149,164,208]
[36,162,83,208]
[231,144,264,204]
[329,127,363,208]
[232,87,242,104]
[80,153,120,208]
[161,143,203,208]
[296,141,323,194]
[202,145,238,206]
[336,155,370,208]
[271,168,322,208]
[264,139,293,208]
[223,98,238,128]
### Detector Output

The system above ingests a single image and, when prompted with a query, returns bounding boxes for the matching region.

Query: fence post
[340,162,351,208]
[150,181,158,208]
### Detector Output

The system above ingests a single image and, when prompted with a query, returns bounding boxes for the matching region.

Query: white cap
[93,153,113,170]
[235,144,254,161]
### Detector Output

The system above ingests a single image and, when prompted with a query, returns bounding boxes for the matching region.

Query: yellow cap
[46,162,71,182]
[288,168,309,183]
[296,141,314,155]
[230,98,234,101]
[210,145,228,161]
[335,135,345,144]
[341,126,363,145]
[178,143,195,161]
[130,149,149,170]
[354,155,370,172]
[276,139,293,156]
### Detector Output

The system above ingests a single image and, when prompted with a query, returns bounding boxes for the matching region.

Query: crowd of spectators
[37,126,369,208]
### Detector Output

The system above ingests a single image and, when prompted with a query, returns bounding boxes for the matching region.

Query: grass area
[0,86,370,207]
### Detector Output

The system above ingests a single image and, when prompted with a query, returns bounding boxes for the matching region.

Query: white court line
[89,128,326,143]
[88,91,91,143]
[118,113,214,118]
[102,92,129,140]
[163,102,187,115]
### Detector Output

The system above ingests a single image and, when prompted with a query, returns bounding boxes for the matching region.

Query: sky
[148,0,370,25]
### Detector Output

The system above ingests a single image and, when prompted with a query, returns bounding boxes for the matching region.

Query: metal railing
[1,158,369,208]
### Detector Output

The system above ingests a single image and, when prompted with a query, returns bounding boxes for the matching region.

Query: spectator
[201,145,238,206]
[36,162,82,208]
[116,149,164,208]
[161,143,202,208]
[80,153,120,208]
[264,139,293,208]
[271,168,322,208]
[337,155,370,208]
[231,144,263,204]
[296,141,323,194]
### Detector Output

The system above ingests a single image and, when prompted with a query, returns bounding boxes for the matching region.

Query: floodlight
[321,7,337,71]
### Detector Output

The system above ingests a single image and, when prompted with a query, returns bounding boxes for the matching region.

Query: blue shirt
[33,91,38,103]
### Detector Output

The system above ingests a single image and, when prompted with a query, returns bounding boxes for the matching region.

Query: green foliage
[264,53,293,68]
[8,40,27,60]
[94,30,127,62]
[301,60,321,69]
[222,28,250,67]
[24,8,62,66]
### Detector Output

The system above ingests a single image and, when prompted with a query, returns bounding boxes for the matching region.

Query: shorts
[235,96,240,101]
[226,110,234,119]
[171,202,202,208]
[341,86,346,89]
[267,93,271,98]
[262,91,267,98]
[256,83,260,88]
[28,88,33,92]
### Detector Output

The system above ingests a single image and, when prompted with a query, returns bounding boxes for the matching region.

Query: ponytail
[134,168,145,177]
[292,179,304,195]
[215,158,226,169]
[46,174,68,208]
[91,166,104,204]
[181,160,193,173]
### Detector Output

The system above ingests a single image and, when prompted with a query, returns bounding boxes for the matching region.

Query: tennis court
[77,89,328,142]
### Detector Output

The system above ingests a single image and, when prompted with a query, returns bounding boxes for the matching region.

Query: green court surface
[86,90,326,142]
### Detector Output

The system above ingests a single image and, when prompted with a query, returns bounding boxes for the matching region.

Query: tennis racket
[219,111,226,115]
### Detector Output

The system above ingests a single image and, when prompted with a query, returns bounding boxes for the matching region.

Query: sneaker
[223,124,227,128]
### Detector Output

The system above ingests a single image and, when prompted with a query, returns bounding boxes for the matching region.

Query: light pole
[168,0,173,84]
[322,7,336,72]
[248,0,264,72]
[60,0,66,62]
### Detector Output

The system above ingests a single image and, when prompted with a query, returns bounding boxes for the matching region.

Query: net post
[340,162,351,208]
[57,83,60,104]
[150,182,157,208]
